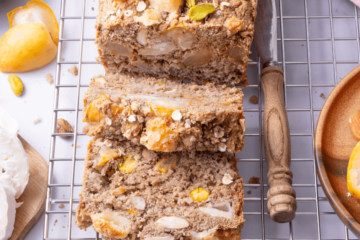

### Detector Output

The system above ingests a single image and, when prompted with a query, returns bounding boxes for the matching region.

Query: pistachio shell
[188,4,215,20]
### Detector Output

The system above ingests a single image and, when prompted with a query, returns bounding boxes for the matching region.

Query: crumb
[46,73,53,84]
[248,176,260,184]
[320,93,325,99]
[64,215,66,217]
[63,226,65,228]
[71,144,74,147]
[301,44,304,46]
[249,95,259,104]
[247,190,252,194]
[92,7,94,10]
[61,58,65,61]
[59,204,64,209]
[24,101,26,103]
[51,229,53,231]
[33,117,41,124]
[76,145,81,148]
[68,65,78,76]
[54,219,58,226]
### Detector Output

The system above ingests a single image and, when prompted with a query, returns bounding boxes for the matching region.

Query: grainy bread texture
[96,0,257,85]
[82,74,245,153]
[76,138,244,240]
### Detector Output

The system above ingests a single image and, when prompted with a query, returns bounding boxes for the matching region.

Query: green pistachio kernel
[186,0,196,8]
[188,3,215,20]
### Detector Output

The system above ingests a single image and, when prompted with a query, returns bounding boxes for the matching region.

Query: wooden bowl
[315,65,360,237]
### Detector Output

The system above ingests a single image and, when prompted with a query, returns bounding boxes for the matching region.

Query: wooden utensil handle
[261,66,297,223]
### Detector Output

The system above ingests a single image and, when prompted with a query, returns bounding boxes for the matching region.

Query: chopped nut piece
[33,117,41,124]
[118,155,137,173]
[59,204,64,208]
[156,153,180,173]
[349,111,360,141]
[184,119,191,129]
[199,201,232,218]
[57,118,74,138]
[136,28,148,45]
[91,212,132,238]
[46,73,53,84]
[190,188,210,202]
[249,95,258,104]
[132,197,146,210]
[247,190,252,194]
[136,1,147,12]
[222,173,233,185]
[105,117,112,125]
[171,110,182,121]
[320,93,325,99]
[156,217,189,229]
[189,4,215,20]
[183,48,213,66]
[68,65,78,76]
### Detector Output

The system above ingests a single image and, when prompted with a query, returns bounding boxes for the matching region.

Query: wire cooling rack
[44,0,360,239]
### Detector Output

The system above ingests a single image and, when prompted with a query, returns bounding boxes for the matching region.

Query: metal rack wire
[43,0,360,239]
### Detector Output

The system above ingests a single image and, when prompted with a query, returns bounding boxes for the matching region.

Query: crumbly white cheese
[0,182,16,240]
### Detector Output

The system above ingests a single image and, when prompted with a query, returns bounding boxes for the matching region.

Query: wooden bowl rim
[315,65,360,236]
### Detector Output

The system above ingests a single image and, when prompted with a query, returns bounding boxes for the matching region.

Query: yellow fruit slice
[0,22,57,73]
[190,188,210,202]
[347,141,360,199]
[7,0,59,46]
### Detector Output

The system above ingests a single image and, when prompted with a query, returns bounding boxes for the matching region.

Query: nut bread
[96,0,257,85]
[82,74,245,153]
[76,138,244,240]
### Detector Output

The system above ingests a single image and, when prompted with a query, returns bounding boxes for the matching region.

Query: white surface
[1,0,360,239]
[0,1,61,239]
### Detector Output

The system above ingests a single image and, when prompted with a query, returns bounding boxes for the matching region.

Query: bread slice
[82,74,245,153]
[76,138,244,240]
[95,0,256,85]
